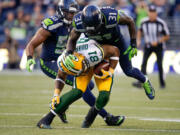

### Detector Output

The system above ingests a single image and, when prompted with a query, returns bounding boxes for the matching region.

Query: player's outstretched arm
[25,28,51,72]
[118,11,137,60]
[117,11,136,40]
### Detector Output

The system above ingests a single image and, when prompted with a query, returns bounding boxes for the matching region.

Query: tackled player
[26,0,121,126]
[37,37,125,128]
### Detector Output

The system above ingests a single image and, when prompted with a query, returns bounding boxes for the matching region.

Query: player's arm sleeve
[41,16,62,33]
[117,10,136,39]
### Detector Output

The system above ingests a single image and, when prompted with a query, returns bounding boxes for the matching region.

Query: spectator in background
[23,13,34,39]
[44,5,55,18]
[20,0,35,14]
[38,0,59,12]
[128,0,137,13]
[133,4,170,89]
[174,0,180,17]
[9,7,26,41]
[0,28,20,69]
[116,0,135,18]
[76,0,91,10]
[3,11,15,28]
[100,0,117,8]
[32,4,43,23]
[168,0,180,16]
[0,0,16,24]
[150,0,169,18]
[136,0,148,28]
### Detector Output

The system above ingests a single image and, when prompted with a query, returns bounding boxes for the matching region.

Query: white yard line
[0,125,179,133]
[0,103,180,111]
[0,112,180,123]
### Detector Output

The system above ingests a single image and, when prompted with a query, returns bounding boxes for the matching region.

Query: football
[94,60,110,76]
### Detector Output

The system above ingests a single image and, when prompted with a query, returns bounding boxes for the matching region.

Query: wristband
[66,50,73,55]
[130,39,137,48]
[27,56,33,60]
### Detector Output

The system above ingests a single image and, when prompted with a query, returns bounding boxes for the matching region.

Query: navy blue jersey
[72,7,125,45]
[41,15,70,61]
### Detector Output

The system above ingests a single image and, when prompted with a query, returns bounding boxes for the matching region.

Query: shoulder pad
[101,7,118,28]
[72,12,85,32]
[41,15,63,31]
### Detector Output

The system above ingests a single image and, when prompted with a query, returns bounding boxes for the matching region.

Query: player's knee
[95,91,110,110]
[123,69,133,77]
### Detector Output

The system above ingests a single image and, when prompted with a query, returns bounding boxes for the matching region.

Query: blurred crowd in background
[0,0,180,69]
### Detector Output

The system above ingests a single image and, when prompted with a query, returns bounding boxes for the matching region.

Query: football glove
[123,39,137,61]
[26,56,36,72]
[64,50,76,70]
[94,68,114,79]
[51,88,61,110]
[64,54,76,68]
[51,95,60,110]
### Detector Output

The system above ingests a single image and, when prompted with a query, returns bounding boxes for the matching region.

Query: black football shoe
[81,107,99,128]
[104,113,125,126]
[37,112,55,129]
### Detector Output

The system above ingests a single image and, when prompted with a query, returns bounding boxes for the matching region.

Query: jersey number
[88,51,99,62]
[108,13,117,21]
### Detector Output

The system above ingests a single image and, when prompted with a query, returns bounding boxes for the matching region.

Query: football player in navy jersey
[64,5,156,126]
[25,0,121,127]
[65,5,155,100]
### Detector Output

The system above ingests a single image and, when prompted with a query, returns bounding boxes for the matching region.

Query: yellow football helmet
[57,51,89,76]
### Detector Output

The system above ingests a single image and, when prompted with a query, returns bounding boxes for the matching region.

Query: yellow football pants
[73,68,113,93]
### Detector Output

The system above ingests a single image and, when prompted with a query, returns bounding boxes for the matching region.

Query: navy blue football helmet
[57,0,79,24]
[82,5,102,33]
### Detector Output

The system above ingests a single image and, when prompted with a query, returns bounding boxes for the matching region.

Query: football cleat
[81,107,99,128]
[37,123,52,129]
[104,113,125,126]
[37,112,54,129]
[37,118,52,129]
[58,112,68,123]
[143,78,155,100]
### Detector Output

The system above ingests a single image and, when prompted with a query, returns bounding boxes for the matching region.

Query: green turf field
[0,71,180,135]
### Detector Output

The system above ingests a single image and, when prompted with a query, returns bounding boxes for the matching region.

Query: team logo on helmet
[57,51,89,76]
